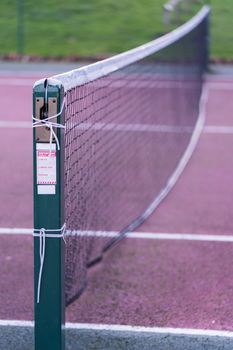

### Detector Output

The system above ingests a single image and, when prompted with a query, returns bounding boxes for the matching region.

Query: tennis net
[33,5,210,306]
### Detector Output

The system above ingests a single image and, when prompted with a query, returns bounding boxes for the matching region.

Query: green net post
[33,79,65,350]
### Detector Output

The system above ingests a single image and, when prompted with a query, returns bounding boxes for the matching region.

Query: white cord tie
[32,78,66,151]
[32,96,66,151]
[33,224,66,303]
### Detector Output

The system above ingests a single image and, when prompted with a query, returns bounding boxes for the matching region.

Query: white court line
[1,319,233,338]
[1,227,233,243]
[0,121,31,128]
[0,227,32,234]
[1,120,233,135]
[66,323,233,338]
[0,78,203,89]
[0,120,194,132]
[0,78,36,86]
[1,77,233,91]
[67,123,233,135]
[67,122,194,133]
[207,82,233,91]
[0,320,34,327]
[204,126,233,134]
[129,232,233,242]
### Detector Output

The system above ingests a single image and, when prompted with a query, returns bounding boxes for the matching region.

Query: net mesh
[51,6,209,305]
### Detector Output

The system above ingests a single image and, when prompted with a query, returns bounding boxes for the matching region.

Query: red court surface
[1,67,233,338]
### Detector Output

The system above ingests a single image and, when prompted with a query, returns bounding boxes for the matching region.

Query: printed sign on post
[37,143,56,194]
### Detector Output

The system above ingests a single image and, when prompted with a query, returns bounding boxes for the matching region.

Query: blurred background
[0,0,231,62]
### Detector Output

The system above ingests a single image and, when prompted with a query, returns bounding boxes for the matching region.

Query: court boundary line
[1,227,233,242]
[67,323,233,337]
[204,125,233,134]
[0,78,206,89]
[0,78,36,86]
[208,83,233,91]
[0,319,233,338]
[1,78,233,91]
[2,121,233,135]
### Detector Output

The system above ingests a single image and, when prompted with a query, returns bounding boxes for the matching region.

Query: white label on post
[36,143,56,194]
[37,185,56,195]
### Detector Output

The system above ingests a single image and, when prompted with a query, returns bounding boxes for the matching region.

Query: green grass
[0,0,232,60]
[210,0,233,60]
[0,0,166,57]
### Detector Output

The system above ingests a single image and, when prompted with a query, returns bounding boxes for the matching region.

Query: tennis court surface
[1,6,233,350]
